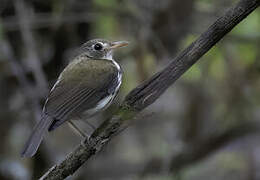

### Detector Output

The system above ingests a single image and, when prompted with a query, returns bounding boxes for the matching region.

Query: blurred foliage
[0,0,259,179]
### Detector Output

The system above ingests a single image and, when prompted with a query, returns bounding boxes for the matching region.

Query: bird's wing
[43,59,120,131]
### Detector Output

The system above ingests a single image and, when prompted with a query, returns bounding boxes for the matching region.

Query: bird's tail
[21,114,54,157]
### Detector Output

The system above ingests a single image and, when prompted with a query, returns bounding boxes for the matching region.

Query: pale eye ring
[93,43,103,51]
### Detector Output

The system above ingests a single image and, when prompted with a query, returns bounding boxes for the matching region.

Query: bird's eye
[94,43,103,51]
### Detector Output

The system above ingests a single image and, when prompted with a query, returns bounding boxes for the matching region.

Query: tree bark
[40,0,260,179]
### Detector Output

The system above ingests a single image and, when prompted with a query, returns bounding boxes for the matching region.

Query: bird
[21,39,128,157]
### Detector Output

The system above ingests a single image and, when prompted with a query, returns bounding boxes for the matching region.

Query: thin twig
[2,12,96,31]
[14,0,48,97]
[0,38,41,121]
[169,123,260,172]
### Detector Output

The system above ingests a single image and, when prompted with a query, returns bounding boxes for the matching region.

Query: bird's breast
[82,59,122,117]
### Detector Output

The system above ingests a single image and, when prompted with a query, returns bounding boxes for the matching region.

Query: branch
[40,0,260,179]
[170,122,260,172]
[0,38,42,121]
[2,12,96,31]
[137,123,260,177]
[14,0,48,97]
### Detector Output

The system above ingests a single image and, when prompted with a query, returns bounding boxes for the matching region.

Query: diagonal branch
[0,38,42,122]
[170,122,260,172]
[40,0,260,179]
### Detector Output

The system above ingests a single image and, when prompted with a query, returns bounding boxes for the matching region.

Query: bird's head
[81,39,128,60]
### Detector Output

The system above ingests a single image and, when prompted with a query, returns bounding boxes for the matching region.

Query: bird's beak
[109,41,129,49]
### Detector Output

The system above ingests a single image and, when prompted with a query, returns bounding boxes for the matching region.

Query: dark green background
[0,0,259,179]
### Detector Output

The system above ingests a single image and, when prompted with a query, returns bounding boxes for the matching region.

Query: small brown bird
[22,39,128,157]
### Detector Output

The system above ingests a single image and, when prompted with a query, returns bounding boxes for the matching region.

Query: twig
[169,123,260,172]
[40,0,260,179]
[2,12,96,31]
[136,122,260,177]
[14,0,48,97]
[0,38,41,121]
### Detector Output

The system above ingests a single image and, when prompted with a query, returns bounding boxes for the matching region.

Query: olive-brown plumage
[22,39,128,157]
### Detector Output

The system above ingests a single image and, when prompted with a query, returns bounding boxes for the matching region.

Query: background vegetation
[0,0,259,179]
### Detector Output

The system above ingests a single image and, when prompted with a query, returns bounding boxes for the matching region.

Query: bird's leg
[82,119,96,130]
[77,115,97,130]
[68,120,89,138]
